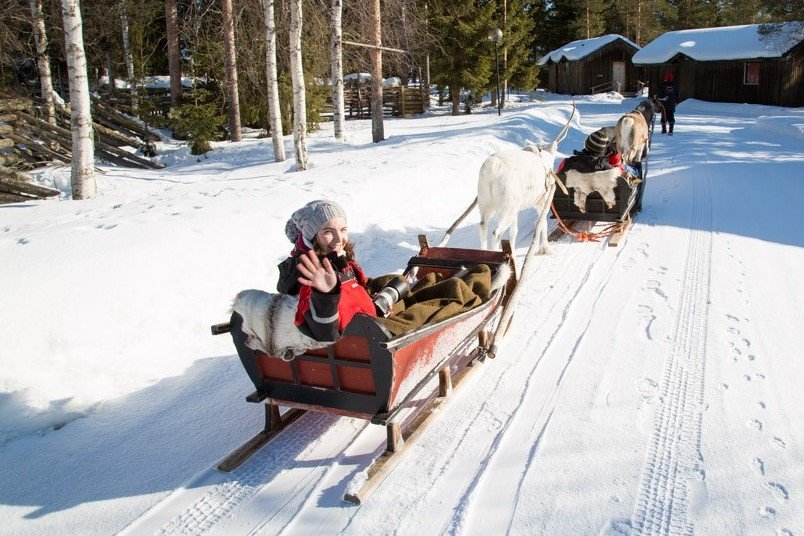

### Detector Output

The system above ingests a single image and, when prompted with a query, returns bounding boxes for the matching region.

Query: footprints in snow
[724,241,791,526]
[636,305,656,340]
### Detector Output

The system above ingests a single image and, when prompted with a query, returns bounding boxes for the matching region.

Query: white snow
[1,94,803,535]
[632,21,804,64]
[538,34,639,65]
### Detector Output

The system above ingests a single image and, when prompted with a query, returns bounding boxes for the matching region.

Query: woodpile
[0,91,166,204]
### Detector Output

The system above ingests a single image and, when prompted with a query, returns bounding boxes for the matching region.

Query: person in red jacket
[280,199,376,342]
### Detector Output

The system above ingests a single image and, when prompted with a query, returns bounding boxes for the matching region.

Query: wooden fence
[322,83,426,120]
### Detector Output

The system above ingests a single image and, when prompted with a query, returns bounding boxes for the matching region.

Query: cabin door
[612,62,626,93]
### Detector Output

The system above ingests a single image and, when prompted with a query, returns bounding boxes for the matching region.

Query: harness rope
[550,201,626,243]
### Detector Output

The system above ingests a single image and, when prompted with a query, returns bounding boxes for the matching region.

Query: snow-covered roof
[632,22,804,64]
[538,34,639,65]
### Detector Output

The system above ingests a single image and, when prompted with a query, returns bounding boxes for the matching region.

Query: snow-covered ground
[1,95,803,535]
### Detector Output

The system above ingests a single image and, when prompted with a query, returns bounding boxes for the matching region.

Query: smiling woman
[278,199,376,343]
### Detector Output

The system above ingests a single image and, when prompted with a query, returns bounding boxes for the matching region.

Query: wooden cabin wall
[636,47,803,107]
[578,41,640,94]
[543,40,638,95]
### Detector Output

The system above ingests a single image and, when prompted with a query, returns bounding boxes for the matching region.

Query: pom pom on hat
[285,199,347,243]
[584,129,609,157]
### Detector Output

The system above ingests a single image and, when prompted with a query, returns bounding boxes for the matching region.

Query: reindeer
[477,104,575,255]
[615,98,658,165]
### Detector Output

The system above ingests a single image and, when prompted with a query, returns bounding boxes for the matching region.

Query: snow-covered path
[2,97,803,535]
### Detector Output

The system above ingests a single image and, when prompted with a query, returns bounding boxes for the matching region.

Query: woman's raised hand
[296,249,338,293]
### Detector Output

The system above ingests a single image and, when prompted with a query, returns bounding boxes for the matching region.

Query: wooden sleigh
[551,123,654,247]
[211,236,517,503]
[551,161,646,246]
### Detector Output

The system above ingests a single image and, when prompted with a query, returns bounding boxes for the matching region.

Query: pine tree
[500,0,539,96]
[429,0,496,115]
[569,0,608,40]
[668,0,718,29]
[607,0,672,46]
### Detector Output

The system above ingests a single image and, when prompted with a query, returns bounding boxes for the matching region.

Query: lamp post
[488,27,503,116]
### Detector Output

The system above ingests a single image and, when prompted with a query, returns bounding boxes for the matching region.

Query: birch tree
[29,0,57,124]
[165,0,182,107]
[289,0,308,170]
[222,0,242,142]
[61,0,96,199]
[330,0,345,141]
[262,0,285,161]
[120,0,137,113]
[370,0,384,143]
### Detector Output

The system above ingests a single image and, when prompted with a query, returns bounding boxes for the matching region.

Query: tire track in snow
[334,242,599,535]
[448,237,632,535]
[147,413,366,535]
[629,150,713,535]
[380,239,614,535]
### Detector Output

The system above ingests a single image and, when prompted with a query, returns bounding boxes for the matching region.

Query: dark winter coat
[557,150,616,177]
[657,81,678,111]
[293,254,375,342]
[278,235,375,342]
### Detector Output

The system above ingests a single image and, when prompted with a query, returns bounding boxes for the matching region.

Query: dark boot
[661,122,667,134]
[669,122,674,135]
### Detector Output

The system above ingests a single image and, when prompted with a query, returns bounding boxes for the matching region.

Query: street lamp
[488,27,503,116]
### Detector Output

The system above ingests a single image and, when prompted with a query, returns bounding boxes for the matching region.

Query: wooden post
[386,421,404,453]
[417,234,429,255]
[400,85,406,117]
[268,403,281,429]
[438,367,453,397]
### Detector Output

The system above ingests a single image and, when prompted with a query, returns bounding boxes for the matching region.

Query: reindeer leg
[536,185,556,255]
[492,213,515,251]
[479,218,488,250]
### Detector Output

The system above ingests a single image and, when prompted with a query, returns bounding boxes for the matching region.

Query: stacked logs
[0,96,59,203]
[1,93,167,203]
[0,93,167,203]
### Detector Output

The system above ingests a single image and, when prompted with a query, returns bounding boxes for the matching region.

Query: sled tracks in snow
[629,156,713,535]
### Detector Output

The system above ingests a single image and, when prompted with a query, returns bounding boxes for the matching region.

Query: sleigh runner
[212,237,517,503]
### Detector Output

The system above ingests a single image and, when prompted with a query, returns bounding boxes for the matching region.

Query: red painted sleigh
[211,236,517,502]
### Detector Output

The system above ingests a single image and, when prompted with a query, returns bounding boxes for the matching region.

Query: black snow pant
[661,107,676,133]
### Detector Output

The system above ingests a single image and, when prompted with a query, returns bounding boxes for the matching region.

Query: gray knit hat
[584,129,609,156]
[285,199,347,243]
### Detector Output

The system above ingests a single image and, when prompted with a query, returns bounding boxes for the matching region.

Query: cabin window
[744,62,760,85]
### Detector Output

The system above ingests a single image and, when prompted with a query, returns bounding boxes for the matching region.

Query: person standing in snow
[278,199,376,342]
[656,72,678,135]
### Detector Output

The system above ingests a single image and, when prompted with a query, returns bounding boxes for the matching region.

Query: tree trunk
[60,0,96,199]
[29,0,56,124]
[450,84,460,116]
[222,0,242,142]
[585,2,590,39]
[165,0,181,107]
[330,0,345,141]
[423,1,430,110]
[289,0,308,170]
[502,0,507,104]
[636,0,642,46]
[263,0,285,161]
[370,0,384,143]
[106,52,116,96]
[120,0,137,113]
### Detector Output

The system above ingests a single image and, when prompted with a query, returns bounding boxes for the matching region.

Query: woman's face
[315,217,348,255]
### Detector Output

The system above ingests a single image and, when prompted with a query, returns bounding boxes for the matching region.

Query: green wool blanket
[368,264,492,337]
